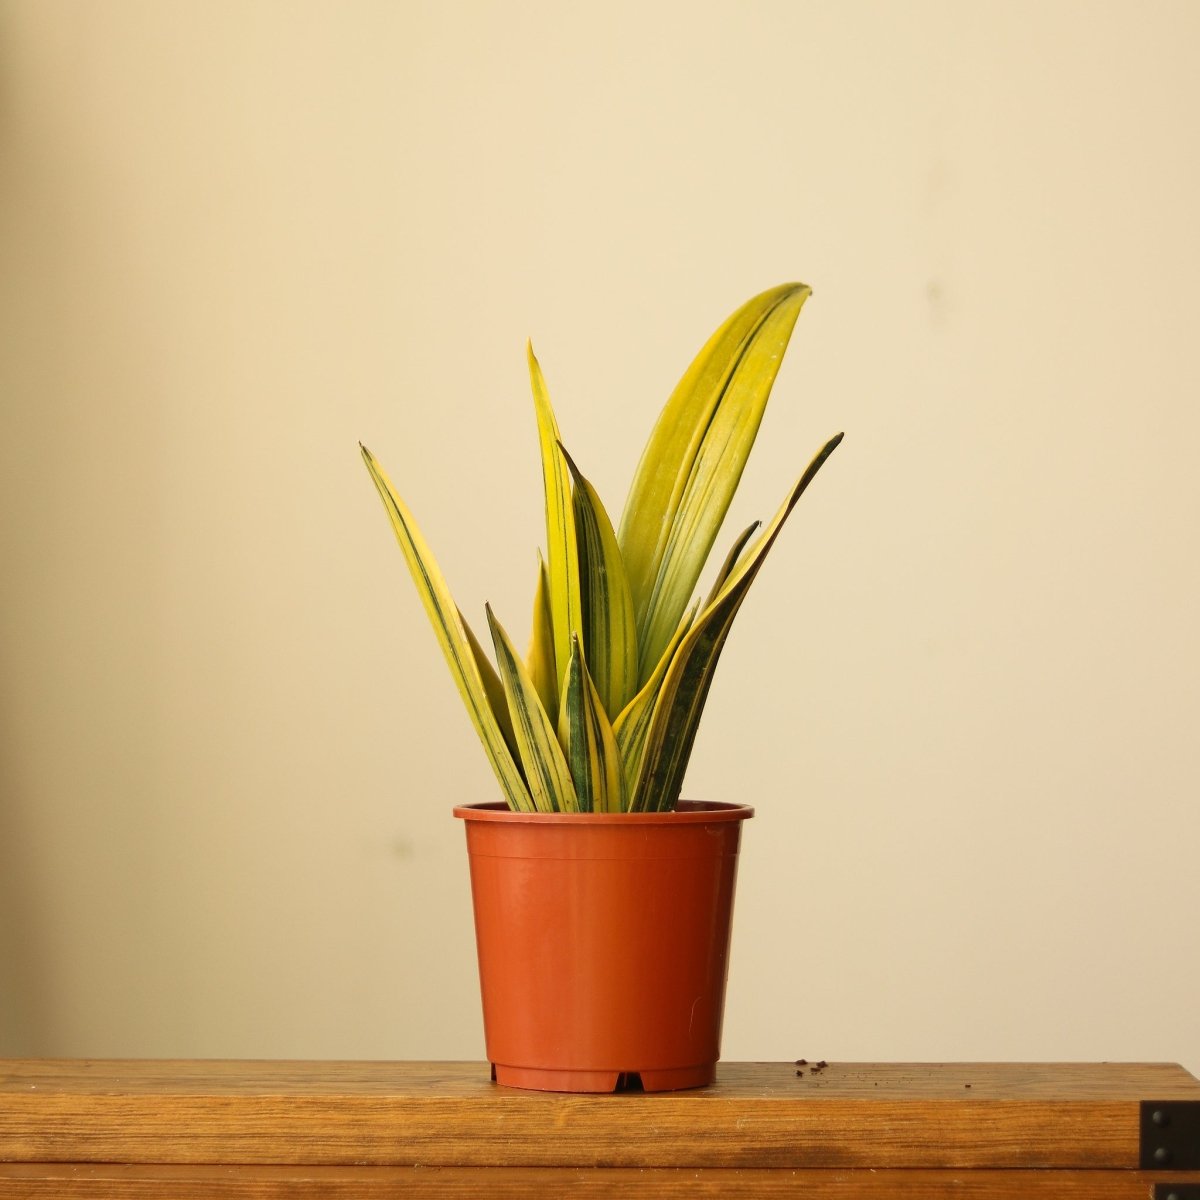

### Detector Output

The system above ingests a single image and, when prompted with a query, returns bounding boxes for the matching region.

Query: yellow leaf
[703,522,761,610]
[525,552,557,719]
[487,604,579,813]
[618,284,811,683]
[613,604,696,808]
[557,636,625,813]
[560,443,638,719]
[528,344,583,694]
[360,444,534,812]
[461,606,522,773]
[632,433,844,811]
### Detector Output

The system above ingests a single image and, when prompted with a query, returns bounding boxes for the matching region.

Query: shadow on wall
[0,13,52,1056]
[0,716,53,1054]
[0,11,167,1055]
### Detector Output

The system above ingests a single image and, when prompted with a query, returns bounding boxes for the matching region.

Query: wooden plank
[2,1061,1198,1170]
[2,1164,1200,1198]
[8,1059,1197,1098]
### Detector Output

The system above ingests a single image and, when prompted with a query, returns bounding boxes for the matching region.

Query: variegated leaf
[487,604,579,813]
[559,443,637,719]
[360,444,534,812]
[618,283,812,683]
[528,343,583,692]
[461,607,522,774]
[613,604,696,808]
[632,432,844,812]
[703,522,761,610]
[526,552,557,718]
[557,636,625,813]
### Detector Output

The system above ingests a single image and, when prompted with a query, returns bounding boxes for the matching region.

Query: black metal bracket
[1142,1101,1200,1169]
[1152,1186,1200,1200]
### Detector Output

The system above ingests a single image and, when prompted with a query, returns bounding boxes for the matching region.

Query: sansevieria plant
[361,283,842,814]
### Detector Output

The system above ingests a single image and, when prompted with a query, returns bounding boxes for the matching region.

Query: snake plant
[361,283,842,813]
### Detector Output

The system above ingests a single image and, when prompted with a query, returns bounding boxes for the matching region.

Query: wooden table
[3,1060,1199,1196]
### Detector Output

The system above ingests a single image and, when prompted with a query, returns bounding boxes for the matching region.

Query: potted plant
[361,282,842,1092]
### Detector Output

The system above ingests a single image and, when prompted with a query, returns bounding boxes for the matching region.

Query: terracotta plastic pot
[453,799,753,1093]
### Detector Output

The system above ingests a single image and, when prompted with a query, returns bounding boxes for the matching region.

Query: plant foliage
[361,283,842,812]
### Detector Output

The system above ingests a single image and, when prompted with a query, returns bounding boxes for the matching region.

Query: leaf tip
[555,439,582,481]
[820,431,845,460]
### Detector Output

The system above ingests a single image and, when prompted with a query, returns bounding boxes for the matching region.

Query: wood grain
[1,1164,1199,1199]
[2,1061,1198,1171]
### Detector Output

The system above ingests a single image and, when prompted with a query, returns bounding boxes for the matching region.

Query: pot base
[492,1062,715,1093]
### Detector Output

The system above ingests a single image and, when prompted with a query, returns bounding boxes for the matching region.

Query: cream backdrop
[1,1,1197,1071]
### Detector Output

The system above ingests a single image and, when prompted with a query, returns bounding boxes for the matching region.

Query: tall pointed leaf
[528,343,583,691]
[632,432,844,812]
[360,444,534,812]
[612,604,696,807]
[526,552,558,719]
[559,444,637,719]
[618,283,812,682]
[703,522,761,610]
[557,636,625,813]
[487,604,579,813]
[461,607,522,773]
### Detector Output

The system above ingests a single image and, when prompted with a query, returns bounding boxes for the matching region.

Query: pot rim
[453,799,754,824]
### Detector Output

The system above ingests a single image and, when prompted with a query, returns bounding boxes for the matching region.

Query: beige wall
[2,1,1197,1071]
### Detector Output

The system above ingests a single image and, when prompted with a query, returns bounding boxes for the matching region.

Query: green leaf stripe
[487,604,579,813]
[559,443,638,720]
[704,521,762,609]
[613,603,696,808]
[460,606,523,776]
[558,636,625,813]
